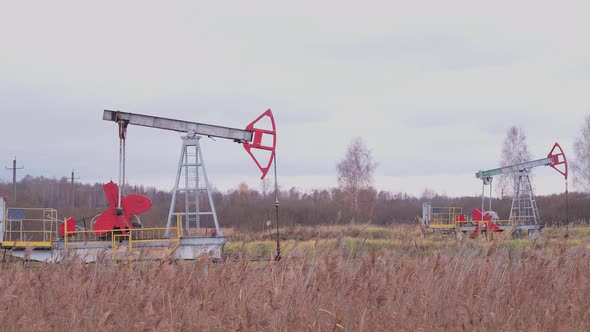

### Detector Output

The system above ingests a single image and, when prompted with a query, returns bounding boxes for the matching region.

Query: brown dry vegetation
[2,239,590,331]
[226,223,419,242]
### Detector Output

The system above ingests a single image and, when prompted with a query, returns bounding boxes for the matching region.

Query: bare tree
[259,177,271,199]
[237,182,250,206]
[337,137,377,214]
[572,114,590,192]
[496,126,531,198]
[420,187,437,201]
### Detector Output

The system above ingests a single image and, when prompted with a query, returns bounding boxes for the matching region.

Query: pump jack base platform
[5,237,227,263]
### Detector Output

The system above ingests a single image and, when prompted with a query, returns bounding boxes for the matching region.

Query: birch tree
[572,114,590,191]
[497,126,531,198]
[337,137,377,214]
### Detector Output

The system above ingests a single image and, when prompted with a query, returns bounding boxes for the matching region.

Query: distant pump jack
[423,143,568,239]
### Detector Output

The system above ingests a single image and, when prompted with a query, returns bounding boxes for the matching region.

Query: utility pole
[5,157,24,203]
[69,169,80,208]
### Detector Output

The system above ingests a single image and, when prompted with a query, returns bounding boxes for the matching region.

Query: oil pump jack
[96,109,279,258]
[423,143,567,239]
[1,110,279,262]
[474,142,567,237]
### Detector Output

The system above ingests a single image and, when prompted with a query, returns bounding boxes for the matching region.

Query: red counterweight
[93,181,152,236]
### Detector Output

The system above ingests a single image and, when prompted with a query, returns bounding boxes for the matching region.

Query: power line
[68,169,80,208]
[5,157,24,203]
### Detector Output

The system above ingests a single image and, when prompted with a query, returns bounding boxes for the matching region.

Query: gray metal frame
[510,170,541,227]
[165,135,222,238]
[422,202,431,227]
[476,157,552,179]
[103,110,252,142]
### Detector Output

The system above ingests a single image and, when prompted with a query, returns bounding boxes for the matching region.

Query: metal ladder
[184,150,201,230]
[510,171,541,226]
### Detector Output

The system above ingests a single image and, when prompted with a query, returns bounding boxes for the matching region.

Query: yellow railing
[430,207,463,226]
[2,208,56,248]
[64,215,182,259]
[429,207,517,227]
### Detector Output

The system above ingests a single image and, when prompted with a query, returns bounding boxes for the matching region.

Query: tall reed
[1,243,589,331]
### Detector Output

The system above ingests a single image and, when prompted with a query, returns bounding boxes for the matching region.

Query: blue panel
[7,209,25,220]
[432,208,442,213]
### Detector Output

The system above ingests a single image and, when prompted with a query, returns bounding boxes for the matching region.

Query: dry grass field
[1,225,590,331]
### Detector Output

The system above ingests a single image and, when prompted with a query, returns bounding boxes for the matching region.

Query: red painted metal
[471,209,492,221]
[548,142,568,180]
[93,181,152,236]
[59,217,76,237]
[242,109,276,179]
[470,209,500,238]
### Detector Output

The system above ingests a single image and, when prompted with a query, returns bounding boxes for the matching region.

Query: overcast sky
[1,1,589,197]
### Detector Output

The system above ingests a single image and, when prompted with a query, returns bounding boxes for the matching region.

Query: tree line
[0,175,585,233]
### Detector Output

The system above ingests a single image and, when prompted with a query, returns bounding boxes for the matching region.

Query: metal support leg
[165,140,187,237]
[197,139,222,237]
[166,136,222,238]
[184,150,189,230]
